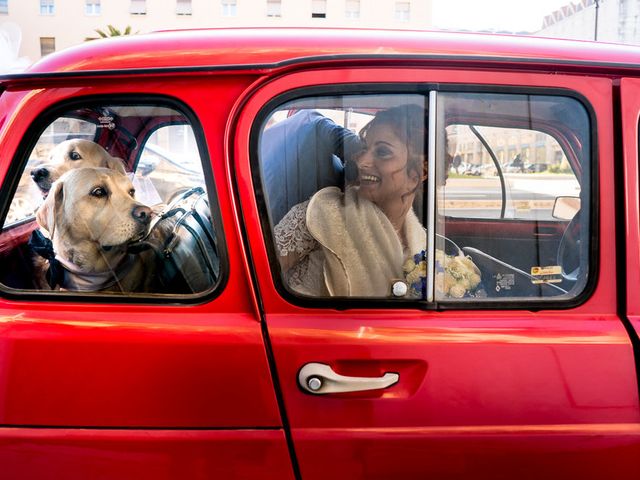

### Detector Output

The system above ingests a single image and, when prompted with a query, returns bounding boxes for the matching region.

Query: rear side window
[255,89,592,305]
[0,101,222,299]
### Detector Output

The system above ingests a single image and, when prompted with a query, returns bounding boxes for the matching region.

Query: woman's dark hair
[359,104,427,180]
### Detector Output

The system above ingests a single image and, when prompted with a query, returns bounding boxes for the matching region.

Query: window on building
[221,0,237,17]
[345,0,359,19]
[0,0,8,15]
[85,0,101,15]
[130,0,146,15]
[40,0,55,15]
[394,1,410,22]
[39,37,55,56]
[267,0,281,17]
[311,0,326,18]
[176,0,192,15]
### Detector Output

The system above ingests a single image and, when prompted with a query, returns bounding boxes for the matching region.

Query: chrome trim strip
[427,90,437,303]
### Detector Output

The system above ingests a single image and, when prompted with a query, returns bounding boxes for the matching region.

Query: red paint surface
[0,428,294,480]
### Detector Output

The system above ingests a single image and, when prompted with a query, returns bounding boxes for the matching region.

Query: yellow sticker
[531,265,562,284]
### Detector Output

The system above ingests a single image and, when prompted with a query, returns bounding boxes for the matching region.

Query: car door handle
[298,362,399,395]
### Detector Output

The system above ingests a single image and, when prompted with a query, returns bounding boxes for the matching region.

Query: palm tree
[85,25,135,41]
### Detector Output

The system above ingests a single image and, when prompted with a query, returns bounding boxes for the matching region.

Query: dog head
[31,139,126,196]
[36,167,152,273]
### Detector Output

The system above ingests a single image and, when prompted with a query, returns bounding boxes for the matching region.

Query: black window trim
[0,93,228,305]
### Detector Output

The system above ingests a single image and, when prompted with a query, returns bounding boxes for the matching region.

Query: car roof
[6,28,640,79]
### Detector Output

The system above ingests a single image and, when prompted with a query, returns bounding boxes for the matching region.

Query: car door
[621,77,640,338]
[0,75,294,479]
[235,67,640,479]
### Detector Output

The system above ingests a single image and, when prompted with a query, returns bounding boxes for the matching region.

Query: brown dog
[31,139,126,196]
[34,167,155,292]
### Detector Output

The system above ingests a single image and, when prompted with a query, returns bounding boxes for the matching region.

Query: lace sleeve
[274,200,318,259]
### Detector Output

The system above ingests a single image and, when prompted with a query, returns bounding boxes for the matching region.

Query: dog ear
[103,156,126,174]
[36,180,64,236]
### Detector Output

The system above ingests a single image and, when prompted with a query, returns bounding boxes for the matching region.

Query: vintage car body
[0,28,639,479]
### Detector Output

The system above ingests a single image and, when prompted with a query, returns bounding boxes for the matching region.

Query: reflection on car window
[444,125,579,220]
[256,91,591,305]
[0,103,221,298]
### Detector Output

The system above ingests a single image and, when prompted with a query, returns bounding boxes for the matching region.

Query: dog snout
[132,205,152,224]
[31,167,50,183]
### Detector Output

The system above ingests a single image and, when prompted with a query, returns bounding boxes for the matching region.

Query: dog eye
[90,187,108,198]
[69,151,82,161]
[129,189,135,197]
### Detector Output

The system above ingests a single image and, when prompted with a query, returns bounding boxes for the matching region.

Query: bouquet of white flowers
[403,249,483,299]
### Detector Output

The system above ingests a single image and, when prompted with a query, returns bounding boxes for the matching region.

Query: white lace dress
[274,199,328,296]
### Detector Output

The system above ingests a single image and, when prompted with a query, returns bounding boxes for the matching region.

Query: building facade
[536,0,640,45]
[0,0,433,62]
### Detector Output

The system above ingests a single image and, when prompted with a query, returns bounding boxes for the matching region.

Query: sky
[432,0,575,33]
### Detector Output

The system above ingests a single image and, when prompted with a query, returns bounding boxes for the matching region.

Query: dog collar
[56,253,138,292]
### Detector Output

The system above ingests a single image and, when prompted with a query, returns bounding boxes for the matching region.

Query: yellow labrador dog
[33,167,155,292]
[31,139,126,196]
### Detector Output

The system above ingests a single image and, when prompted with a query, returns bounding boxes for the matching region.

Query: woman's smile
[359,173,381,184]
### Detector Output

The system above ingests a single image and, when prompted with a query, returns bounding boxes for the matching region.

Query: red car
[0,28,639,479]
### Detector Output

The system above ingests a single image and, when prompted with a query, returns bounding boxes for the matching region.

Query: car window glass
[444,124,579,220]
[258,94,428,299]
[5,117,97,226]
[0,103,221,298]
[435,92,590,301]
[257,90,592,305]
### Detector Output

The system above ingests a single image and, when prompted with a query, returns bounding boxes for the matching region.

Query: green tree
[85,25,135,41]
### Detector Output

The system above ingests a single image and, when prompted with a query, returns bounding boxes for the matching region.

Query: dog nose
[31,167,50,182]
[132,205,152,224]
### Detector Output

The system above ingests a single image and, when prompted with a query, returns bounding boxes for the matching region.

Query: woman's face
[355,122,420,210]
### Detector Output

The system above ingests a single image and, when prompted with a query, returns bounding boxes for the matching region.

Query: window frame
[39,0,55,15]
[176,0,192,16]
[0,93,228,304]
[129,0,146,15]
[221,0,237,17]
[85,0,100,16]
[39,37,55,56]
[249,83,598,310]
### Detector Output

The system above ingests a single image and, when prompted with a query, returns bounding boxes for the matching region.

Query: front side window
[255,90,592,305]
[0,102,221,299]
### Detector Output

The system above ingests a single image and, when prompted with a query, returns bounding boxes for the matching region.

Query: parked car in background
[0,28,639,479]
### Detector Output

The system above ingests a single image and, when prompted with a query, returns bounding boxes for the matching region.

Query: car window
[435,92,590,301]
[256,90,592,305]
[0,102,221,298]
[258,94,427,299]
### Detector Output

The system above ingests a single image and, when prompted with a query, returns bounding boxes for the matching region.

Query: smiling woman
[260,97,464,299]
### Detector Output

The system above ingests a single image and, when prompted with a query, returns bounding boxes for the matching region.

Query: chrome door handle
[298,362,399,395]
